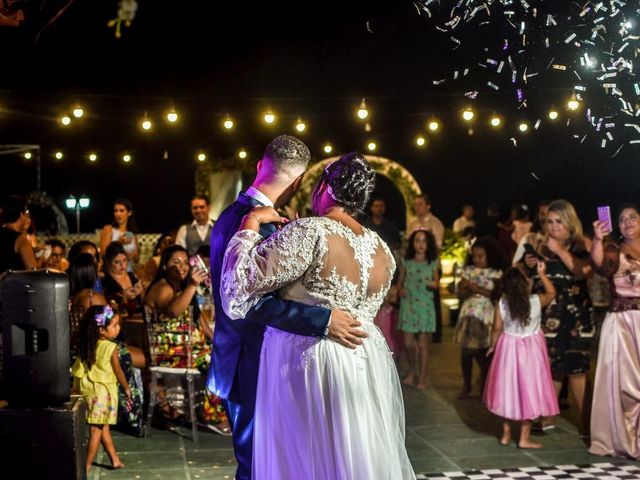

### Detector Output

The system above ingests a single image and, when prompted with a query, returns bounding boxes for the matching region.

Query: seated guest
[45,238,69,271]
[144,245,230,434]
[0,195,37,273]
[142,232,174,286]
[102,242,144,315]
[68,240,103,293]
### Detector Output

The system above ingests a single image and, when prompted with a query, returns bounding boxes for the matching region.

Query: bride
[221,152,416,479]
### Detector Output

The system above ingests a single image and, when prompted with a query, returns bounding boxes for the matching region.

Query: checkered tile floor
[417,463,640,480]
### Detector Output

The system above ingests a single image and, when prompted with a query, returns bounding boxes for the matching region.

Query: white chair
[144,305,200,442]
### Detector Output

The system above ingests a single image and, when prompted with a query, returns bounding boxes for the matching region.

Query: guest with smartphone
[589,204,640,459]
[516,199,593,434]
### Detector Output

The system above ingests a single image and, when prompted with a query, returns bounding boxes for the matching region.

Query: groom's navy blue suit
[207,191,330,480]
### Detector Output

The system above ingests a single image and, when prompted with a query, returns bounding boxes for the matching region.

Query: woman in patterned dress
[397,229,439,390]
[519,199,592,431]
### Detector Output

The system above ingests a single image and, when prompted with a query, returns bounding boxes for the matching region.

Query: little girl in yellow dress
[72,305,131,474]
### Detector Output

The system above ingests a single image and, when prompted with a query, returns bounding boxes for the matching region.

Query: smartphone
[190,255,209,274]
[597,206,612,233]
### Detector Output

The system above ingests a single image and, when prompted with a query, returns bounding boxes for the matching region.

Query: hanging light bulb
[122,153,132,163]
[415,136,426,147]
[166,108,178,123]
[72,105,84,118]
[295,118,306,133]
[323,143,333,154]
[548,110,559,120]
[490,116,502,127]
[59,115,71,126]
[356,99,369,120]
[518,122,529,132]
[141,113,152,131]
[567,99,580,111]
[197,152,207,162]
[367,141,377,152]
[88,153,98,162]
[238,149,248,159]
[223,116,234,130]
[54,151,64,160]
[24,152,32,160]
[263,110,276,125]
[462,109,474,121]
[427,120,440,132]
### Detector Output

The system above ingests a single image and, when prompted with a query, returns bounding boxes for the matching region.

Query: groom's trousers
[223,397,254,480]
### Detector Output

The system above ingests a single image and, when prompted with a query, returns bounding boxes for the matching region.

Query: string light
[59,115,71,126]
[54,151,63,160]
[166,108,178,123]
[490,116,502,127]
[518,122,529,132]
[197,152,207,162]
[238,149,248,159]
[223,116,234,130]
[122,153,132,163]
[88,153,98,162]
[24,152,32,160]
[141,114,152,131]
[548,110,559,120]
[567,99,580,111]
[416,136,426,147]
[356,99,369,120]
[263,110,276,125]
[367,141,377,152]
[323,143,333,154]
[462,109,474,122]
[427,120,440,132]
[295,118,306,133]
[72,106,84,118]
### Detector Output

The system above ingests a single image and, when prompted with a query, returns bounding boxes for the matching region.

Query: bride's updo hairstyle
[321,152,376,215]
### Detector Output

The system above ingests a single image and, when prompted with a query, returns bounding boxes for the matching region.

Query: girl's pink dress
[483,295,559,421]
[374,305,404,355]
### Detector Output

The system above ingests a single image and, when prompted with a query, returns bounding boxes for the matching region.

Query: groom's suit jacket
[207,191,330,402]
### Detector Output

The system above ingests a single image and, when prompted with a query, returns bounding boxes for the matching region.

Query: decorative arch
[289,155,422,226]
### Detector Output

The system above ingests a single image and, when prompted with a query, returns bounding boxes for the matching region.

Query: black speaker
[0,269,70,407]
[0,395,87,480]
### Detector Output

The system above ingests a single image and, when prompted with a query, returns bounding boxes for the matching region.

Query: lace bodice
[221,217,396,324]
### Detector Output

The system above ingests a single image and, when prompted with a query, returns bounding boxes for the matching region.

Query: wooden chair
[144,305,200,442]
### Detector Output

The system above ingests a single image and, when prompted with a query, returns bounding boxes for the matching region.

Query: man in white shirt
[453,204,475,235]
[406,193,445,248]
[175,195,215,256]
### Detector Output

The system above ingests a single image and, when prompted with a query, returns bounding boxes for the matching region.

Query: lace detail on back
[281,217,395,324]
[221,216,396,324]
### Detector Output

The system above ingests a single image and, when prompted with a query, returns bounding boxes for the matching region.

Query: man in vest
[175,195,214,255]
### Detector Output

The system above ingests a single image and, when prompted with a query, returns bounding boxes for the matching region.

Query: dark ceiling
[1,0,637,233]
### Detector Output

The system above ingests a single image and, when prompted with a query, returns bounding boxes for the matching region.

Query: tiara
[95,305,114,327]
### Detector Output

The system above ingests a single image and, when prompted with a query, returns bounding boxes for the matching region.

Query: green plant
[439,229,468,265]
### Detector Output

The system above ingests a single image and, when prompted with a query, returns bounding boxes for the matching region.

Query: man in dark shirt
[362,198,401,251]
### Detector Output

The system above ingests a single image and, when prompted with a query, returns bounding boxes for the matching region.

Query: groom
[207,135,366,480]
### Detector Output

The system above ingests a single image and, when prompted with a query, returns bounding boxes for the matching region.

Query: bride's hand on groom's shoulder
[327,310,368,349]
[241,206,289,230]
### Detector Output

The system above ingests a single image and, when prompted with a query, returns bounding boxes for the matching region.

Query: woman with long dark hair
[99,198,139,271]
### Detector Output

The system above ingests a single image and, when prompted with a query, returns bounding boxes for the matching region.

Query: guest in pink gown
[484,263,559,448]
[589,204,640,459]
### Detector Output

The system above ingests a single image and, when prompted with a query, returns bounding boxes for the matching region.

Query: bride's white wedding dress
[222,216,416,479]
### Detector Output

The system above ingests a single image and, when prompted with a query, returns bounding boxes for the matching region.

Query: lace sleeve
[221,219,320,319]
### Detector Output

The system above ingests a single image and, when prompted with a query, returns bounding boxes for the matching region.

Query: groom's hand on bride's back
[328,310,368,349]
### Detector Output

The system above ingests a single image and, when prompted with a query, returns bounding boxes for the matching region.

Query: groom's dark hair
[262,135,311,175]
